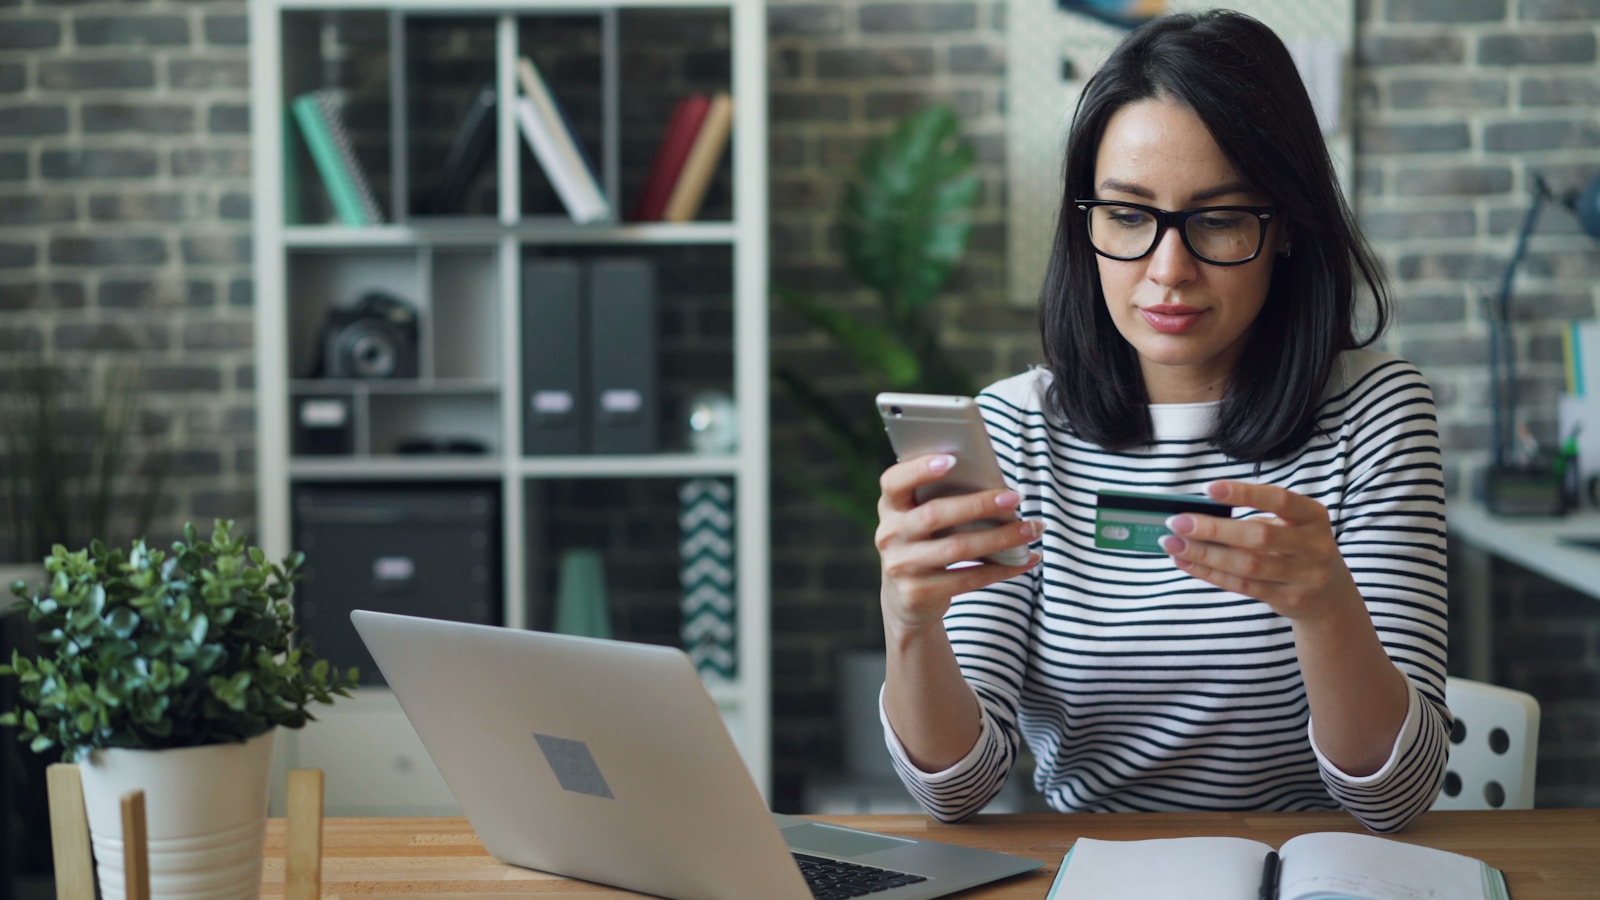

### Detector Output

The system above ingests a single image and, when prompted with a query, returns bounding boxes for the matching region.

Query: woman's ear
[1277,228,1293,258]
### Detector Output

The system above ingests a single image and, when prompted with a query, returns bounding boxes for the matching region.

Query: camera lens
[889,406,903,417]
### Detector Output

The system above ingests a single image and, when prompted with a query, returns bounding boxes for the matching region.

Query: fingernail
[1206,481,1229,501]
[1165,514,1195,535]
[1159,535,1186,554]
[996,491,1021,508]
[1024,520,1043,539]
[928,454,955,472]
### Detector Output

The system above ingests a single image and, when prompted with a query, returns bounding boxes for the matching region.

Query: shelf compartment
[402,14,500,219]
[518,242,734,457]
[615,6,733,224]
[287,248,423,381]
[522,476,738,671]
[430,248,500,379]
[280,9,394,227]
[516,12,608,223]
[369,390,501,456]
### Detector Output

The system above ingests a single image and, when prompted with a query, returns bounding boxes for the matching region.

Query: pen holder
[1485,464,1567,517]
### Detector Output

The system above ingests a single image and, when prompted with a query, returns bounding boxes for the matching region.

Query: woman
[874,10,1448,833]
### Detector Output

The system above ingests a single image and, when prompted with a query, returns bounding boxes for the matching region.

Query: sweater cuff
[1308,667,1422,786]
[878,683,992,783]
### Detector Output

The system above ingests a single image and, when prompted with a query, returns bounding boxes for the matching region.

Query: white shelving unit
[249,0,768,815]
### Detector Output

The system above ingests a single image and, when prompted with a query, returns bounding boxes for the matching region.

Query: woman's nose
[1145,224,1199,285]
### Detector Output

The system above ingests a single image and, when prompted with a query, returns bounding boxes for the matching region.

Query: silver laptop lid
[350,609,812,900]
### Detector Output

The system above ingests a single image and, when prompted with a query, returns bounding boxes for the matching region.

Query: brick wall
[0,0,257,549]
[2,0,1595,812]
[765,0,1600,812]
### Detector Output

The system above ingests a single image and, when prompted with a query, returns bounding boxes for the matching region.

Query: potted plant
[774,103,981,534]
[0,520,357,899]
[0,353,170,884]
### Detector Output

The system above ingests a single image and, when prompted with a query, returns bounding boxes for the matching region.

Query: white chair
[1433,677,1541,810]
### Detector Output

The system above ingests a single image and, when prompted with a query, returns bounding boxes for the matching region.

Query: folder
[586,259,657,454]
[522,259,585,455]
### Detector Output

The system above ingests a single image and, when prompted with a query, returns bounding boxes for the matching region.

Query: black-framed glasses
[1075,199,1277,266]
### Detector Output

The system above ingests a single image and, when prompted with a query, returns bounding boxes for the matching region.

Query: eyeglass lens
[1085,205,1265,264]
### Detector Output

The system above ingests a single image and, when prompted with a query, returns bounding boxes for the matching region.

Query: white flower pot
[78,731,275,900]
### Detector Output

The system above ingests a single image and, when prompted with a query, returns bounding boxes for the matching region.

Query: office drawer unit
[293,483,501,686]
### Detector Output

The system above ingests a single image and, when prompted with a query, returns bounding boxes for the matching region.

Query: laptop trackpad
[782,822,913,858]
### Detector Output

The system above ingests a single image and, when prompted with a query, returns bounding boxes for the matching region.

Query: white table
[1446,497,1600,680]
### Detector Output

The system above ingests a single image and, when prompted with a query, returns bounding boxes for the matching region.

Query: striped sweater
[882,349,1449,833]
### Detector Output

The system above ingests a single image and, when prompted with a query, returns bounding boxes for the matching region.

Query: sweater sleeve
[1311,358,1451,832]
[882,392,1039,822]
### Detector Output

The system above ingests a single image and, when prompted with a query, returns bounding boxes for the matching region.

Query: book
[630,93,713,222]
[289,89,383,226]
[514,56,609,223]
[1563,319,1600,397]
[661,90,733,223]
[423,82,497,216]
[1046,832,1509,900]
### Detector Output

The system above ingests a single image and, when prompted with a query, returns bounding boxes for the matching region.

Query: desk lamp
[1486,171,1600,515]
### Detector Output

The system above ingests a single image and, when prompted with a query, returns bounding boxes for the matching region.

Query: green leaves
[774,104,982,534]
[0,519,358,757]
[840,104,981,313]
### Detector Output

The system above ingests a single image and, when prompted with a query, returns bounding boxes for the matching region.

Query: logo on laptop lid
[533,733,615,799]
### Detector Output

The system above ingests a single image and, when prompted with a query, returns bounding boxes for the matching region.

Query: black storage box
[293,482,501,685]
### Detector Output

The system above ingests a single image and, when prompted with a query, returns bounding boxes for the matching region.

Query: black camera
[319,291,419,379]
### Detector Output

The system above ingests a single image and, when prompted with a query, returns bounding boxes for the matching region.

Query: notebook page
[1048,836,1268,899]
[1279,832,1507,900]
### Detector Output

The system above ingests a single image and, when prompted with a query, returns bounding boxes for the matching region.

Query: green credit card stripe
[1098,510,1170,527]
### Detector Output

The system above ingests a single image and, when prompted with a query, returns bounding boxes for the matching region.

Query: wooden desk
[263,809,1600,898]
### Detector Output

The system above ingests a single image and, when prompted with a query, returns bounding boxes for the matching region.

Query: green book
[289,90,383,226]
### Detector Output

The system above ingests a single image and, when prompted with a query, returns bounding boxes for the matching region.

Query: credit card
[1093,489,1234,554]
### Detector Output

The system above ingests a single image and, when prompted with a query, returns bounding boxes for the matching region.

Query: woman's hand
[876,453,1041,633]
[1158,480,1362,622]
[1161,480,1411,777]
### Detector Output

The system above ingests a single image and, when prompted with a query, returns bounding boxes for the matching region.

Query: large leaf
[840,104,981,314]
[774,286,921,388]
[774,368,893,531]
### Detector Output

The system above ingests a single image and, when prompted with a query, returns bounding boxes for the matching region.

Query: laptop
[350,609,1042,900]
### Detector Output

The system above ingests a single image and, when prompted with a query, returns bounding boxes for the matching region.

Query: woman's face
[1089,97,1287,404]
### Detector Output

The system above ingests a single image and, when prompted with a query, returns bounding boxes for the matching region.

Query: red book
[630,94,712,222]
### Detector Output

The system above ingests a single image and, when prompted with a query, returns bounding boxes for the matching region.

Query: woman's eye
[1106,209,1149,227]
[1194,212,1248,231]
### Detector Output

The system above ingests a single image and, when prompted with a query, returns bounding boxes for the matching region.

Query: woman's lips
[1140,305,1206,334]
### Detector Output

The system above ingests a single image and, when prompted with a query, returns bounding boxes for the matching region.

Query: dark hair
[1038,10,1389,461]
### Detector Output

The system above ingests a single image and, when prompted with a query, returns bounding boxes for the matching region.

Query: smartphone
[876,392,1032,566]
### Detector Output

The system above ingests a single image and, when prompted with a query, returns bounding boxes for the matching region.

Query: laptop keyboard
[793,851,929,898]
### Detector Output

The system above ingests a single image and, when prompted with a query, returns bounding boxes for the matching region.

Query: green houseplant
[0,354,167,565]
[775,104,981,534]
[0,519,356,899]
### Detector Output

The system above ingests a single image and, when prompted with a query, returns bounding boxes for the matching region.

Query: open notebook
[1047,832,1509,900]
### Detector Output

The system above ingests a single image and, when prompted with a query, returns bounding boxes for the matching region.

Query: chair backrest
[1434,677,1541,810]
